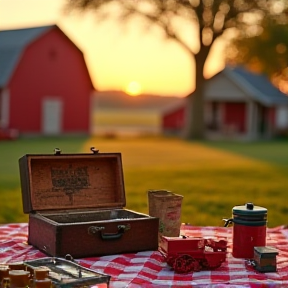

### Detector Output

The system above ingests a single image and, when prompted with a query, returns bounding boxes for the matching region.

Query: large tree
[65,0,288,139]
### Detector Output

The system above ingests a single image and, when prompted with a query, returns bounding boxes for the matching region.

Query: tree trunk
[182,46,210,140]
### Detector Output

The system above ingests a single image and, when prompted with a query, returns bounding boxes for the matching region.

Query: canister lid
[233,202,267,216]
[254,246,278,256]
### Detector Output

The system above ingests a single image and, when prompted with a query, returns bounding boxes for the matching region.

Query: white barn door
[42,98,63,135]
[0,89,10,128]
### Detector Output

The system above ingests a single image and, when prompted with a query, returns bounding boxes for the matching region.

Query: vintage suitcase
[19,148,159,258]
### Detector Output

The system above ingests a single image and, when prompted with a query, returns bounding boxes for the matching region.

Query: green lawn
[205,139,288,166]
[0,136,287,228]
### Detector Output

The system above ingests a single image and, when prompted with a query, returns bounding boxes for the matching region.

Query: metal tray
[24,256,110,288]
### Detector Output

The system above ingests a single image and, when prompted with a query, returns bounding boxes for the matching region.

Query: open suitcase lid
[19,148,126,214]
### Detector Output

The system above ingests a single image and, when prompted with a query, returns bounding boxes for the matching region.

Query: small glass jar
[0,266,10,283]
[8,270,30,288]
[33,269,49,281]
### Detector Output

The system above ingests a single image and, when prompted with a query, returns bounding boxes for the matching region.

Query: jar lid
[233,202,267,216]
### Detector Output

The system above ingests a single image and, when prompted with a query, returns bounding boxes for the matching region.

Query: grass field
[92,109,161,136]
[0,135,287,228]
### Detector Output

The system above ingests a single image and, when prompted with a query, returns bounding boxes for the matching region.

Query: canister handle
[223,218,233,227]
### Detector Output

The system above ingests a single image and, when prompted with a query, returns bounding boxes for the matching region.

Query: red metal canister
[226,203,267,259]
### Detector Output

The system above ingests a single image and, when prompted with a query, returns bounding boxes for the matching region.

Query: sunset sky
[0,0,226,97]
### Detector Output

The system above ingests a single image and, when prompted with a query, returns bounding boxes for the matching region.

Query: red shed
[162,66,288,140]
[0,25,95,137]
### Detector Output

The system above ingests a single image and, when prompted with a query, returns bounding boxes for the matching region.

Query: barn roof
[0,25,54,87]
[222,66,288,106]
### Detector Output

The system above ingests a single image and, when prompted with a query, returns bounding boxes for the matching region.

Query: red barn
[0,24,95,137]
[162,66,288,140]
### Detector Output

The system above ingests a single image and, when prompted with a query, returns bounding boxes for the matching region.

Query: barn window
[49,48,57,60]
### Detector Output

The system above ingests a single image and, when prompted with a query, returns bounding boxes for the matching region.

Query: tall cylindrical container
[148,190,183,242]
[228,203,267,259]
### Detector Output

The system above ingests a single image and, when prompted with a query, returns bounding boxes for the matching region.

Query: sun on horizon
[125,81,142,96]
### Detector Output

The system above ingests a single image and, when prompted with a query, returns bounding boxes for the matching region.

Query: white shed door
[42,98,63,135]
[276,106,288,129]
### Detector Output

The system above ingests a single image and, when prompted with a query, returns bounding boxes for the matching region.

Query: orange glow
[125,81,142,96]
[0,0,225,97]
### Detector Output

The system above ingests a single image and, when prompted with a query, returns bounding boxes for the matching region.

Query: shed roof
[222,66,288,106]
[0,25,54,87]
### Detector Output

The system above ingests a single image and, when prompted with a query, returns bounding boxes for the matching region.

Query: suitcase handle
[88,224,131,240]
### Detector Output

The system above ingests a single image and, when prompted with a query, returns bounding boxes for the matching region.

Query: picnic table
[1,223,288,287]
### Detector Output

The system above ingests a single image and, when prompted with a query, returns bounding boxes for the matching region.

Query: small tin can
[254,246,278,272]
[225,202,267,259]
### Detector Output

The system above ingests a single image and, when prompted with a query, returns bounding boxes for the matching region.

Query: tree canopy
[227,17,288,94]
[65,0,288,139]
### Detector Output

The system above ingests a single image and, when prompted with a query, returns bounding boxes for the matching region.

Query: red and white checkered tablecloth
[1,223,288,287]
